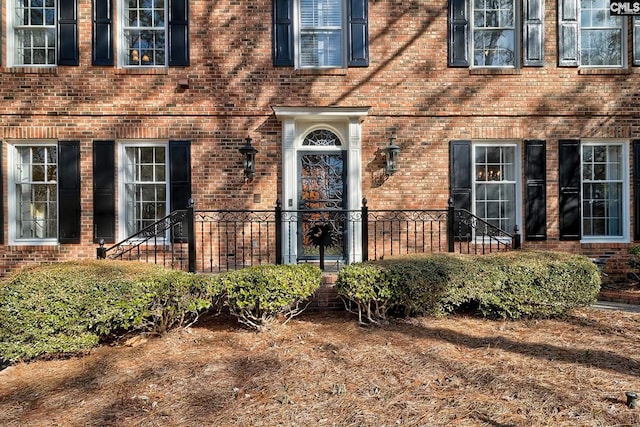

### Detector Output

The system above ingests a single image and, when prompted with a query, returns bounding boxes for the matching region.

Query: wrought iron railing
[97,199,521,272]
[450,208,521,254]
[96,208,194,271]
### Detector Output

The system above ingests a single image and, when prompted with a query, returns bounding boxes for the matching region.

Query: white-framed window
[473,142,520,233]
[10,0,57,66]
[580,0,624,67]
[120,0,168,67]
[581,141,629,241]
[471,0,518,67]
[119,142,169,239]
[296,0,346,68]
[8,142,58,244]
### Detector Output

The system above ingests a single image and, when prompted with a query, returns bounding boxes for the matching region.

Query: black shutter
[92,0,113,66]
[448,0,469,67]
[559,139,581,240]
[273,0,294,66]
[93,141,115,243]
[348,0,369,67]
[58,0,79,66]
[523,0,544,66]
[169,141,191,242]
[169,0,189,66]
[58,141,81,243]
[524,140,547,240]
[634,140,640,240]
[449,140,472,239]
[558,0,579,66]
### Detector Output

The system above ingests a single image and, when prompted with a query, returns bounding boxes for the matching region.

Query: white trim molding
[273,106,370,264]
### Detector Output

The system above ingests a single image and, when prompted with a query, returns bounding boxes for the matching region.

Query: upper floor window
[559,0,628,67]
[273,0,369,68]
[92,0,189,67]
[449,0,542,67]
[9,0,79,66]
[14,0,56,65]
[471,0,517,67]
[580,0,623,67]
[299,0,344,68]
[121,0,167,67]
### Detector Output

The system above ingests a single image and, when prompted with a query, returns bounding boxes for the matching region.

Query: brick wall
[0,0,637,279]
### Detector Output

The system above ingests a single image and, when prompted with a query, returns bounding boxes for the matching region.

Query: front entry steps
[307,273,343,312]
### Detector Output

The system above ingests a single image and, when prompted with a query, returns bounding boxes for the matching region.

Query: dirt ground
[1,306,640,427]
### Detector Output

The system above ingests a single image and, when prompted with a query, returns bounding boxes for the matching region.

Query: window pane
[299,0,344,68]
[300,31,342,67]
[582,144,623,237]
[13,145,57,240]
[472,0,515,67]
[580,0,623,66]
[123,144,168,237]
[13,0,56,66]
[124,0,167,66]
[474,145,517,233]
[473,30,515,66]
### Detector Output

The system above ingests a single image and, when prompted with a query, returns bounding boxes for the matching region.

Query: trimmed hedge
[217,263,322,331]
[0,260,220,365]
[336,251,601,323]
[0,261,322,365]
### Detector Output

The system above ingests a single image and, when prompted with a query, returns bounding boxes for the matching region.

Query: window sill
[469,68,521,75]
[115,67,169,75]
[295,68,348,76]
[578,68,632,75]
[4,67,58,75]
[7,242,60,248]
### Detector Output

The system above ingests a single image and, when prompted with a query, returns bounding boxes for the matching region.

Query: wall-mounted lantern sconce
[239,136,258,181]
[382,136,401,176]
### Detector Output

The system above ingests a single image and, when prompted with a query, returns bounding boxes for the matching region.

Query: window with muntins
[582,143,624,237]
[10,0,78,66]
[450,0,542,67]
[121,144,169,238]
[273,0,368,68]
[11,144,58,241]
[559,139,629,242]
[472,0,516,67]
[14,0,56,65]
[122,0,167,66]
[559,0,628,67]
[299,0,344,68]
[580,0,623,67]
[92,0,189,66]
[474,144,518,232]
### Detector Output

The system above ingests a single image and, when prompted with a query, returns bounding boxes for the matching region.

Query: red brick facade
[0,0,638,282]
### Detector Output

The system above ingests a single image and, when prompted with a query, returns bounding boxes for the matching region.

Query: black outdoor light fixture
[239,136,258,180]
[382,136,401,176]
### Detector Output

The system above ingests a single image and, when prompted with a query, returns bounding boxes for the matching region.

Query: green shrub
[335,263,389,324]
[473,251,601,319]
[218,263,322,331]
[0,260,221,365]
[336,251,601,322]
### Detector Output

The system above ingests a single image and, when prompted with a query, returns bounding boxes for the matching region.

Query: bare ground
[1,307,640,427]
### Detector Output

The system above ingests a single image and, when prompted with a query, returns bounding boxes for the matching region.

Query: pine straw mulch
[2,307,640,427]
